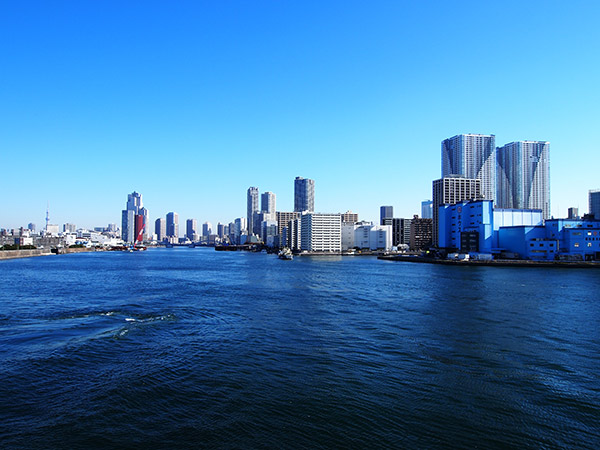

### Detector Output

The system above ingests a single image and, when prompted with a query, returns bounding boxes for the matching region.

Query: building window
[574,243,580,248]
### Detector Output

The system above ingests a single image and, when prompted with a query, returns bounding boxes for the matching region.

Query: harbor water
[1,248,599,448]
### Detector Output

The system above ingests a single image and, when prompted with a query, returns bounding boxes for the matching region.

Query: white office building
[300,213,341,252]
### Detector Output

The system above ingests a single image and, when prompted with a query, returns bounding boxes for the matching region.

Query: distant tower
[441,134,496,202]
[155,218,166,241]
[294,177,315,213]
[380,206,393,225]
[122,191,148,243]
[247,187,259,236]
[590,190,600,219]
[186,219,198,241]
[421,200,433,219]
[45,202,50,233]
[261,191,276,214]
[166,212,179,238]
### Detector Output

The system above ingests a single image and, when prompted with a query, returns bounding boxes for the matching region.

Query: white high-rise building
[294,177,315,213]
[261,191,276,214]
[442,134,496,203]
[247,187,259,236]
[497,141,550,219]
[155,218,166,241]
[300,213,341,252]
[166,212,179,238]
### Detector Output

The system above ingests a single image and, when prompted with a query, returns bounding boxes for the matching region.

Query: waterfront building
[217,223,226,239]
[421,200,433,219]
[122,191,148,243]
[432,177,482,247]
[276,211,300,238]
[590,190,600,219]
[496,141,550,219]
[45,224,60,236]
[354,222,392,251]
[233,217,247,245]
[155,218,166,241]
[247,187,259,237]
[107,223,118,233]
[186,219,198,241]
[202,222,213,238]
[441,134,496,202]
[568,207,579,220]
[294,177,315,213]
[300,213,340,252]
[166,212,179,238]
[380,206,393,225]
[341,210,359,224]
[261,191,276,214]
[63,223,76,233]
[391,218,412,248]
[261,220,278,247]
[438,199,543,254]
[288,218,301,251]
[409,216,433,251]
[341,222,359,250]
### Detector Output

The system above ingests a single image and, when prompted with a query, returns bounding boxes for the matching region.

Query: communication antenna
[45,202,50,232]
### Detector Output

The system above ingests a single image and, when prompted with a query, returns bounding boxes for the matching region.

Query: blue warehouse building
[438,200,600,260]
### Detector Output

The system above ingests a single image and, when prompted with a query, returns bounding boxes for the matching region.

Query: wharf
[378,254,600,269]
[0,247,104,261]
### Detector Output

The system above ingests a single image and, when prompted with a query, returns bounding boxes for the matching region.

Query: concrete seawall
[0,249,53,260]
[0,247,104,261]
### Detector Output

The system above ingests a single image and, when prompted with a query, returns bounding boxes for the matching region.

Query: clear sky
[1,1,599,231]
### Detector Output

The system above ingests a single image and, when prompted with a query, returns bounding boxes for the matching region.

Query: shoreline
[378,254,600,268]
[0,247,103,261]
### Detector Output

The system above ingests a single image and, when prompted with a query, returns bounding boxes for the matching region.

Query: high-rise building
[391,218,412,247]
[432,177,482,247]
[63,223,76,233]
[261,191,276,214]
[202,222,212,238]
[28,223,36,233]
[341,211,359,224]
[380,206,393,225]
[421,200,433,219]
[590,190,600,219]
[497,141,550,219]
[410,215,433,251]
[155,218,166,241]
[294,177,315,213]
[186,219,198,241]
[300,213,341,252]
[276,211,300,238]
[442,134,496,202]
[567,207,579,220]
[122,191,148,243]
[166,212,179,238]
[247,187,259,236]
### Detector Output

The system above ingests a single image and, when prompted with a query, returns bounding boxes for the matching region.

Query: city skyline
[1,2,599,229]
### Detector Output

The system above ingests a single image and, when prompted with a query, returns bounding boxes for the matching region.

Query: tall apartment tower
[497,141,550,219]
[186,219,198,241]
[380,206,393,225]
[261,191,276,214]
[121,191,148,243]
[247,187,259,236]
[442,134,496,202]
[166,212,179,238]
[432,177,482,247]
[590,190,600,219]
[294,177,315,213]
[155,218,166,241]
[202,222,213,238]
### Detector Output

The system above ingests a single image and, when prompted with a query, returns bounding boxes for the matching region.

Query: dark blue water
[1,248,599,449]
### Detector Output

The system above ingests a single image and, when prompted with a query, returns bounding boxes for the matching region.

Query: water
[1,248,599,449]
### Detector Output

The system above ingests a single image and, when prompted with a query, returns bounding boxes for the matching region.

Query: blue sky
[1,1,599,230]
